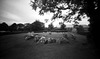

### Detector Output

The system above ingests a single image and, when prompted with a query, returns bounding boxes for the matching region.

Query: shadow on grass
[0,31,27,36]
[77,32,89,36]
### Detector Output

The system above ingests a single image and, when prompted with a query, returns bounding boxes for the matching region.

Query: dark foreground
[0,33,98,59]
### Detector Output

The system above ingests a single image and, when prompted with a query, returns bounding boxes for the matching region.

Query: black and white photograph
[0,0,99,59]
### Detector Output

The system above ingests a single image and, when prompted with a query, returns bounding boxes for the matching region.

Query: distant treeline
[0,20,72,32]
[0,21,44,32]
[0,20,88,36]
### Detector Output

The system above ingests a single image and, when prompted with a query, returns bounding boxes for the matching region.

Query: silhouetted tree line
[0,20,86,33]
[0,20,67,32]
[0,20,45,32]
[0,22,9,31]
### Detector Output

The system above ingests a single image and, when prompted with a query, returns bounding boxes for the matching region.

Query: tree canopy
[30,0,98,25]
[31,20,45,31]
[60,23,66,30]
[0,22,9,31]
[48,23,54,31]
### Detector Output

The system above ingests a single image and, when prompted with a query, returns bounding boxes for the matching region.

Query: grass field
[0,32,98,59]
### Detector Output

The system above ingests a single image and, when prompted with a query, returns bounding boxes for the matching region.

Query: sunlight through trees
[30,0,92,27]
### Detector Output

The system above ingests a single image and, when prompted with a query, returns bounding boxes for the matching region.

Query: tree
[0,22,9,31]
[17,23,25,31]
[60,23,66,30]
[9,23,17,31]
[85,0,99,47]
[30,0,98,26]
[31,20,45,31]
[48,23,54,31]
[76,25,84,34]
[30,0,90,25]
[24,23,32,31]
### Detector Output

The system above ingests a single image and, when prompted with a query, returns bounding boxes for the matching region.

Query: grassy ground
[0,31,27,36]
[0,32,98,59]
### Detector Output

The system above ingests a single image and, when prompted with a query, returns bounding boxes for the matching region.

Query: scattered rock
[24,33,70,44]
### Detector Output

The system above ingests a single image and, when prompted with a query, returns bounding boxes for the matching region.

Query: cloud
[1,11,22,20]
[0,0,54,24]
[0,10,23,25]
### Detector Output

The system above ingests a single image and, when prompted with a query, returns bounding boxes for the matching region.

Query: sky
[0,0,90,27]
